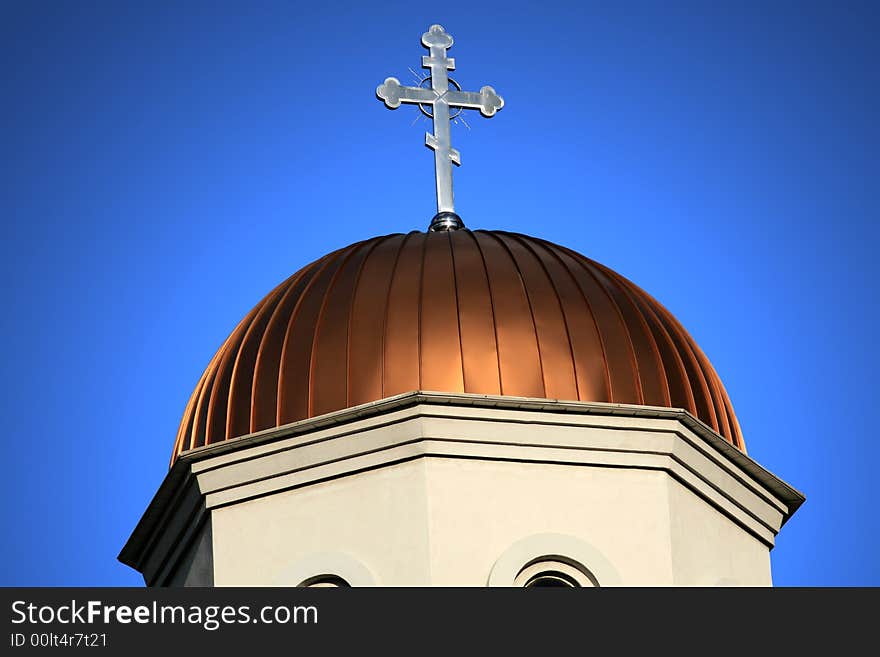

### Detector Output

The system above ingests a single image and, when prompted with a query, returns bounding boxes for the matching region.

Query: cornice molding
[120,392,804,581]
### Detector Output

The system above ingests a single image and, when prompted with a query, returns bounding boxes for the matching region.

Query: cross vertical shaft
[422,35,457,216]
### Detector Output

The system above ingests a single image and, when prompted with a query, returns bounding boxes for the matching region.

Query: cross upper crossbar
[376,79,504,118]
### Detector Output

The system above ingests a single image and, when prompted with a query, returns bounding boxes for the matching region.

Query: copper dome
[171,230,743,464]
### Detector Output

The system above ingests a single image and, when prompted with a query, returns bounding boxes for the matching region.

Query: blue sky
[1,1,877,586]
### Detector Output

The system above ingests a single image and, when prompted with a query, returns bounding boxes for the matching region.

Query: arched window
[275,552,376,586]
[513,558,597,588]
[298,574,351,588]
[487,533,621,587]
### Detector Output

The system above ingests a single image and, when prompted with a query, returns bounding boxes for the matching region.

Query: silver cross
[377,24,504,231]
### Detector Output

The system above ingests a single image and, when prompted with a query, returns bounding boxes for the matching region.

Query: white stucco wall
[667,479,772,586]
[211,459,431,586]
[422,459,672,585]
[208,457,772,586]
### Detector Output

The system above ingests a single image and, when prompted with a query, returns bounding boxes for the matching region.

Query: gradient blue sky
[2,1,877,586]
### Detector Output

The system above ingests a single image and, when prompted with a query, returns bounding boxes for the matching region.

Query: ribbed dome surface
[172,230,743,464]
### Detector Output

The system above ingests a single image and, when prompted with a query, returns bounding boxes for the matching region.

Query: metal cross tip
[377,24,503,232]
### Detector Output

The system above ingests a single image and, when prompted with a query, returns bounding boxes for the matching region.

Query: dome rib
[613,272,698,416]
[722,393,744,452]
[205,303,262,446]
[584,259,645,405]
[349,233,408,406]
[377,232,414,400]
[473,230,544,398]
[415,232,429,391]
[250,256,326,433]
[544,243,641,404]
[597,266,672,408]
[647,293,720,433]
[226,279,292,442]
[589,262,665,406]
[344,235,393,409]
[188,369,212,450]
[190,350,222,450]
[383,232,425,397]
[205,326,244,445]
[172,230,744,464]
[530,237,612,403]
[504,232,581,401]
[192,298,260,450]
[171,365,210,466]
[689,335,734,446]
[484,230,548,399]
[308,239,379,417]
[419,229,465,394]
[446,230,468,393]
[496,231,579,401]
[277,246,350,425]
[458,229,503,395]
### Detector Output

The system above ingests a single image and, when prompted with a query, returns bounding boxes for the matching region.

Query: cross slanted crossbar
[377,24,504,231]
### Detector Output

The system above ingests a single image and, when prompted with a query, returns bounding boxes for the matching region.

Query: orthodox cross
[377,24,504,231]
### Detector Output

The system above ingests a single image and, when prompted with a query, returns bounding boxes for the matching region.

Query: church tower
[119,25,803,587]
